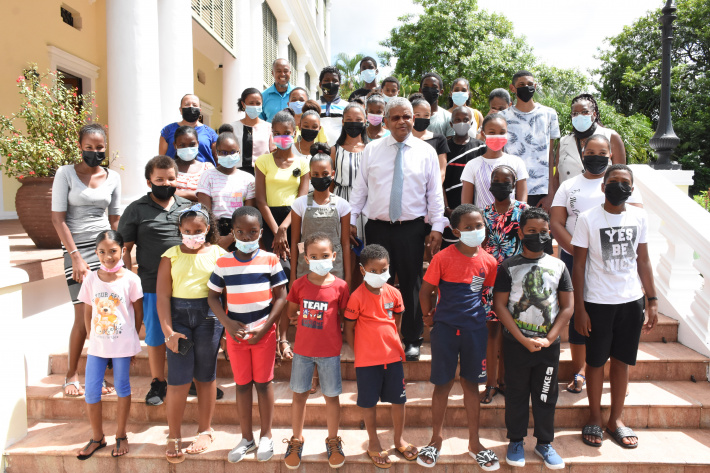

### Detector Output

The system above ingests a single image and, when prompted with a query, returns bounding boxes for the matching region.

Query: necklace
[601,204,627,229]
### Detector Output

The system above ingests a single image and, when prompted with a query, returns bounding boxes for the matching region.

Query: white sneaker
[227,437,256,463]
[257,436,274,461]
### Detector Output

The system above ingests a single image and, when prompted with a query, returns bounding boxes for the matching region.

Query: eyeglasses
[388,114,413,122]
[571,110,594,117]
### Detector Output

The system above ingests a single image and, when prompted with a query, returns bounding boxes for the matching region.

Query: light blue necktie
[389,142,405,222]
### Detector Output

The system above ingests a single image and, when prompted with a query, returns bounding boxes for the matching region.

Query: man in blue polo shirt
[261,58,294,122]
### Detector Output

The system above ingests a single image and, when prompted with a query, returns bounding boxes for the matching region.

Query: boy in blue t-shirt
[417,204,499,470]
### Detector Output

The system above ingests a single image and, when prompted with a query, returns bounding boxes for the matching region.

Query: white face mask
[308,258,333,276]
[176,146,199,161]
[362,268,390,288]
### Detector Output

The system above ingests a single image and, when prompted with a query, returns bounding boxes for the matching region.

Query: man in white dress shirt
[350,97,448,361]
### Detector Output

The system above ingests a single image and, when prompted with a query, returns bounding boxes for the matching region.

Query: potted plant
[0,65,95,248]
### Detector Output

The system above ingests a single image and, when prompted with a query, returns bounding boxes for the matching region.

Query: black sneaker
[145,378,167,406]
[188,381,224,399]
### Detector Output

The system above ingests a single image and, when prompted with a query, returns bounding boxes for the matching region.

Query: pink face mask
[182,233,206,250]
[367,113,384,126]
[100,257,124,273]
[486,134,508,151]
[273,135,294,150]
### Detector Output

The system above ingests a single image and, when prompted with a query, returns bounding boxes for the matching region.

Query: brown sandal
[367,450,392,469]
[166,437,184,463]
[396,444,418,461]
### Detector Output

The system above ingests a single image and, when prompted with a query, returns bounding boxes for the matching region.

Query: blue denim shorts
[289,353,342,397]
[143,293,165,347]
[166,297,224,386]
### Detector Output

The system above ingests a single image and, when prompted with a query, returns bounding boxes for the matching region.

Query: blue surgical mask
[309,258,333,276]
[234,232,261,253]
[245,105,262,119]
[176,146,199,161]
[289,101,305,114]
[383,95,392,104]
[572,114,593,133]
[452,91,469,107]
[218,152,241,169]
[360,69,377,84]
[458,228,486,248]
[362,268,390,289]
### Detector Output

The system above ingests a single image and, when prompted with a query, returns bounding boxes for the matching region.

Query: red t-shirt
[344,283,405,368]
[287,275,350,358]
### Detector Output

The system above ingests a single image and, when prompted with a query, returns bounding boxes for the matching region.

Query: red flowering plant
[0,65,95,179]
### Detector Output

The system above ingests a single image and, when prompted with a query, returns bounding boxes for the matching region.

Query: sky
[330,0,663,78]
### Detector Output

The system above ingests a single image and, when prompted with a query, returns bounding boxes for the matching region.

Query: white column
[106,0,163,205]
[277,22,293,63]
[158,0,194,125]
[298,54,310,92]
[324,0,332,61]
[251,0,265,87]
[222,51,240,124]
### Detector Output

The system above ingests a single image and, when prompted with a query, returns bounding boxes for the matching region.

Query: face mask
[413,117,430,132]
[522,232,551,252]
[273,135,294,150]
[458,228,486,248]
[485,134,508,151]
[182,233,206,250]
[100,257,124,273]
[182,107,200,122]
[490,182,514,201]
[234,232,261,253]
[343,122,365,138]
[321,82,339,95]
[604,181,633,206]
[516,85,535,103]
[289,101,305,114]
[451,91,469,107]
[82,150,105,167]
[151,183,177,200]
[367,113,384,126]
[309,258,333,276]
[218,152,241,168]
[300,128,319,142]
[583,155,609,176]
[362,268,390,289]
[421,86,440,104]
[360,69,377,84]
[176,146,199,161]
[572,114,593,132]
[383,95,392,104]
[453,122,472,136]
[311,176,332,192]
[245,105,262,120]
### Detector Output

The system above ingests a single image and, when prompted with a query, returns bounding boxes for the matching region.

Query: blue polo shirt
[160,122,218,166]
[261,83,294,122]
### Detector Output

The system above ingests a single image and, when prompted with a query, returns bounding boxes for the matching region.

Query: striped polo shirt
[207,250,287,324]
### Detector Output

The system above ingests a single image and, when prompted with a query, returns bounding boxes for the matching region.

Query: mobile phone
[177,337,194,355]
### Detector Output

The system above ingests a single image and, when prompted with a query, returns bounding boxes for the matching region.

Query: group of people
[50,56,658,470]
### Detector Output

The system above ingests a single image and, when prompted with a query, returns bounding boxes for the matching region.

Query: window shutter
[288,43,298,86]
[262,2,278,86]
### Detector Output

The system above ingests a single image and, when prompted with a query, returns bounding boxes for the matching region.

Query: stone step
[50,338,708,383]
[6,420,710,472]
[28,374,710,430]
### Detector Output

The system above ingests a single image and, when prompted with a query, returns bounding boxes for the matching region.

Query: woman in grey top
[51,123,122,397]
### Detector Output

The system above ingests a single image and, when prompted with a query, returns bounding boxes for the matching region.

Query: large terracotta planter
[15,176,62,249]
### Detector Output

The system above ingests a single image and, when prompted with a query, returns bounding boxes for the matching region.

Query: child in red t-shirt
[279,232,349,469]
[343,244,419,469]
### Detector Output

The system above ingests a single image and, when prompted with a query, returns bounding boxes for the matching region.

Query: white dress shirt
[350,133,448,233]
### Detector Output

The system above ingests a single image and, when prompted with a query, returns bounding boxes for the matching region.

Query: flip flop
[63,378,83,397]
[77,435,107,460]
[566,374,586,394]
[471,449,500,471]
[416,445,440,468]
[606,426,638,449]
[367,450,392,469]
[481,385,498,404]
[111,436,128,457]
[582,425,603,447]
[396,443,418,461]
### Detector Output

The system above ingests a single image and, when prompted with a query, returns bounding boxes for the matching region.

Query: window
[305,71,311,92]
[60,4,82,30]
[262,2,278,86]
[192,0,234,49]
[61,7,73,26]
[288,43,298,86]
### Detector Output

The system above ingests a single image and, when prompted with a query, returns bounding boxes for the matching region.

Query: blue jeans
[165,297,224,386]
[290,354,342,397]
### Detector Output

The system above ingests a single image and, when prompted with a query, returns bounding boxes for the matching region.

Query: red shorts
[226,324,276,385]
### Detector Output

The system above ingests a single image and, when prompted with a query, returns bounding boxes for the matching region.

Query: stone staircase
[5,314,710,472]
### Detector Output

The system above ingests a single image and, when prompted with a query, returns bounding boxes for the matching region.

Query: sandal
[367,450,392,469]
[186,428,215,455]
[310,375,319,395]
[496,382,506,396]
[396,443,418,461]
[102,378,115,395]
[480,385,498,404]
[416,445,440,468]
[112,436,128,457]
[566,374,586,394]
[77,435,107,460]
[471,449,500,471]
[166,437,185,463]
[582,425,603,447]
[63,378,84,397]
[606,426,638,449]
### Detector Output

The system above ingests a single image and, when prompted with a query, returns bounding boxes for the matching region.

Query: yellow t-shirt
[255,153,311,207]
[162,244,227,299]
[296,126,328,144]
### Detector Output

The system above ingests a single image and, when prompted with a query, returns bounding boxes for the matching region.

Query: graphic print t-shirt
[287,276,350,358]
[494,254,572,338]
[423,245,498,330]
[570,205,648,304]
[78,270,144,358]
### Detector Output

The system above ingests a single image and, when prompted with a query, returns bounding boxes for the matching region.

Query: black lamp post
[649,0,681,169]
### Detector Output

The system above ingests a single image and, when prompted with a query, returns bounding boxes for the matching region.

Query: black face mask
[343,122,365,138]
[182,106,200,122]
[522,232,551,253]
[421,86,440,104]
[489,182,514,202]
[151,183,177,200]
[604,181,633,206]
[311,176,332,192]
[300,128,319,142]
[583,155,609,176]
[413,117,430,132]
[321,82,339,96]
[516,85,535,103]
[82,150,105,168]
